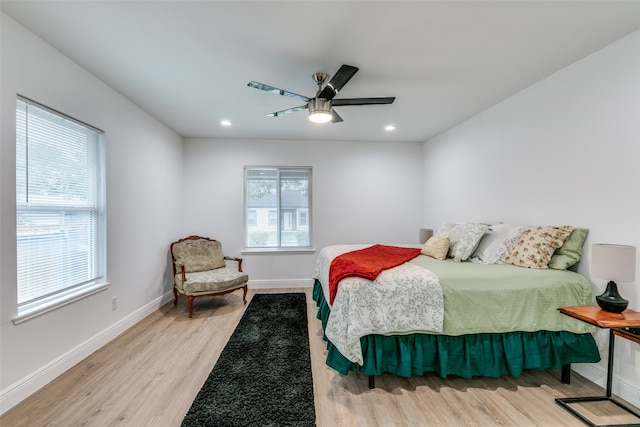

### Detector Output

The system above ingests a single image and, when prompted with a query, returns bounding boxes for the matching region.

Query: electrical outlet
[112,296,118,311]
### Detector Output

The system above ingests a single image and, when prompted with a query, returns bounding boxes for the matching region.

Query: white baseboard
[248,278,314,289]
[0,291,174,415]
[573,362,640,408]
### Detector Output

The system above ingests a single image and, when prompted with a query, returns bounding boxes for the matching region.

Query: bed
[311,224,601,388]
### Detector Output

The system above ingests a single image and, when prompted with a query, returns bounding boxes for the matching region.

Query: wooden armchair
[170,235,248,317]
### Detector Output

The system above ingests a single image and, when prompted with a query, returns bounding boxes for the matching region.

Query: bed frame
[312,280,599,389]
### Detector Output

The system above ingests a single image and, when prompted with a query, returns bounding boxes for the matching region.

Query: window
[268,210,277,227]
[15,96,106,322]
[247,210,257,226]
[298,210,308,227]
[244,167,311,249]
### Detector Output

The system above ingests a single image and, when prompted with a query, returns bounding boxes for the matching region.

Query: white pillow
[436,222,489,262]
[471,224,524,264]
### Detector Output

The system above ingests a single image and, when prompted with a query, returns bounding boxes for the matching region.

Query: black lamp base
[596,281,628,313]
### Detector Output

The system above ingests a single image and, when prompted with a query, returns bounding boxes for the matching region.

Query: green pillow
[548,228,588,270]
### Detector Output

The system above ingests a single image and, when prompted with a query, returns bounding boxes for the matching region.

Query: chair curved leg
[187,296,194,318]
[173,287,178,305]
[242,285,248,305]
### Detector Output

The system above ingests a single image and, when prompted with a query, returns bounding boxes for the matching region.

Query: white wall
[423,29,640,406]
[0,13,184,412]
[182,138,424,286]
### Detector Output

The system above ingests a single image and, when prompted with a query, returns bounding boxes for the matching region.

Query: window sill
[12,281,110,325]
[242,247,316,255]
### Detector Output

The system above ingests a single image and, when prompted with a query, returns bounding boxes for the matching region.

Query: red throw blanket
[328,244,422,304]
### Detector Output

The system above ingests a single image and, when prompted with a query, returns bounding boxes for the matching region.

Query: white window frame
[243,166,313,253]
[13,96,108,324]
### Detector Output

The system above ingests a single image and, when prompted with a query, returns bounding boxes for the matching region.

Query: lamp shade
[419,228,434,244]
[591,244,636,283]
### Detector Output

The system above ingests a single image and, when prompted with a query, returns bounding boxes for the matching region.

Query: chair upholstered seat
[176,268,248,294]
[170,235,248,317]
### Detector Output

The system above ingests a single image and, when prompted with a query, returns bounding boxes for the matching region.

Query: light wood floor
[2,288,639,427]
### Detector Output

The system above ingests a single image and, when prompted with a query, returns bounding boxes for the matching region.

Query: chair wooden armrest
[179,264,186,284]
[224,256,244,272]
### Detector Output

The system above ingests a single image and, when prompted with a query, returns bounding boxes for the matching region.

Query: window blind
[16,97,105,310]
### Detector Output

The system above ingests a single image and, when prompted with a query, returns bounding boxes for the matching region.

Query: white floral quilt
[312,245,444,365]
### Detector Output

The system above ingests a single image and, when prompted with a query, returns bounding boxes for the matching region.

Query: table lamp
[419,228,433,244]
[591,244,636,313]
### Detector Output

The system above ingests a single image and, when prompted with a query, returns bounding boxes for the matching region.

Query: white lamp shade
[591,244,636,283]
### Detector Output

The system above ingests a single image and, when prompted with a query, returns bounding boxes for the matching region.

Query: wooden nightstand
[555,306,640,427]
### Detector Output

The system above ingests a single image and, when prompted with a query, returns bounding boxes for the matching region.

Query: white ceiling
[3,1,640,143]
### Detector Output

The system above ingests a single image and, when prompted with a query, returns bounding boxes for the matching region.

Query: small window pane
[247,210,257,226]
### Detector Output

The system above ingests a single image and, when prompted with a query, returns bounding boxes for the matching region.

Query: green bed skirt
[312,280,600,378]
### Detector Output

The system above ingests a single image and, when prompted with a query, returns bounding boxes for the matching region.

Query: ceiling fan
[247,64,395,124]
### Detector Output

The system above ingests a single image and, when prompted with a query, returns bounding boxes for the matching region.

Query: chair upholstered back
[172,238,226,273]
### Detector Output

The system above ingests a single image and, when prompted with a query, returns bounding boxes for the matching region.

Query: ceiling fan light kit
[308,98,332,123]
[248,64,395,125]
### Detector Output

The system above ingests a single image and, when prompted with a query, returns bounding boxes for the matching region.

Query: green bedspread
[313,280,601,378]
[408,256,595,335]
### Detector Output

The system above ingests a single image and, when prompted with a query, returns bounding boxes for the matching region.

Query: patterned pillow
[506,226,574,269]
[436,223,489,262]
[421,236,450,260]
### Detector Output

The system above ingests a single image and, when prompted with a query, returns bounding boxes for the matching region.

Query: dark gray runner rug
[181,293,316,427]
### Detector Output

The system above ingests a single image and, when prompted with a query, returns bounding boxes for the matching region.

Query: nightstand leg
[606,329,615,397]
[556,328,640,426]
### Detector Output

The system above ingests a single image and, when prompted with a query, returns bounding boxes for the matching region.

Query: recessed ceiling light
[220,120,232,126]
[385,125,396,131]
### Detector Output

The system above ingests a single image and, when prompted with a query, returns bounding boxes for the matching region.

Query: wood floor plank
[2,288,639,426]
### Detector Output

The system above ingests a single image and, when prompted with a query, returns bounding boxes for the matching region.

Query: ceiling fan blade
[331,109,343,123]
[332,97,396,106]
[318,64,359,100]
[266,105,308,117]
[248,81,310,102]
